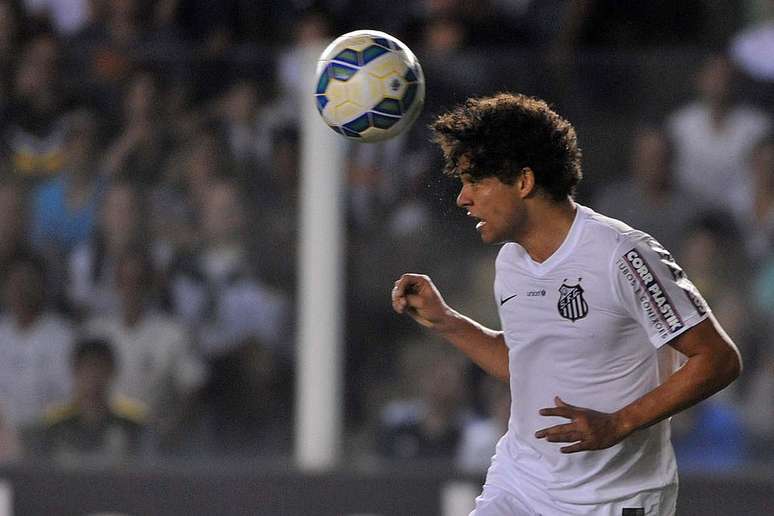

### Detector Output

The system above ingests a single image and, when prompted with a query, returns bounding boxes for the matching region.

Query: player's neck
[519,198,577,263]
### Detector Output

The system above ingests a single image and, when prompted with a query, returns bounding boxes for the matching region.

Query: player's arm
[536,314,741,453]
[536,234,741,452]
[392,273,509,382]
[615,314,741,435]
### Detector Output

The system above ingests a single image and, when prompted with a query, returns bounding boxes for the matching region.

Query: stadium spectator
[83,247,206,448]
[31,337,148,465]
[102,70,168,186]
[214,79,267,170]
[554,0,712,49]
[0,251,75,432]
[201,335,291,456]
[274,6,333,127]
[376,342,471,461]
[346,133,411,233]
[419,14,490,116]
[67,181,148,318]
[2,32,74,185]
[733,135,774,261]
[167,178,289,358]
[149,124,229,276]
[667,53,772,213]
[0,180,31,281]
[753,255,774,319]
[594,125,703,252]
[73,0,158,85]
[668,215,756,470]
[456,375,510,473]
[158,123,230,211]
[29,108,105,259]
[0,0,25,109]
[741,313,774,461]
[250,124,299,290]
[0,412,21,463]
[730,0,774,108]
[22,0,91,37]
[210,78,284,204]
[677,212,751,318]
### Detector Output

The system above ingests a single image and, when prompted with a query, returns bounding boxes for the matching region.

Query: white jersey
[0,314,75,429]
[85,312,207,419]
[485,204,709,509]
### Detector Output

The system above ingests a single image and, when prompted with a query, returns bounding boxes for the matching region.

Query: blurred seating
[0,0,770,472]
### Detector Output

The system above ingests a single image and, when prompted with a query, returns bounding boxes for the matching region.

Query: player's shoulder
[494,205,647,266]
[495,242,519,267]
[578,205,648,251]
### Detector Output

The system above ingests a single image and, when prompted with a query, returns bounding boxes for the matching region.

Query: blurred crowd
[0,0,772,474]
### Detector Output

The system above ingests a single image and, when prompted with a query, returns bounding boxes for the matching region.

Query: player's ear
[517,167,536,198]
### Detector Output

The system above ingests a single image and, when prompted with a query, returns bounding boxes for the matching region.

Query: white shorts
[469,483,677,516]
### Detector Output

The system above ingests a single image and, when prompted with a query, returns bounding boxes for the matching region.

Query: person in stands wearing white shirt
[667,53,771,215]
[0,251,75,432]
[84,246,206,446]
[391,93,741,516]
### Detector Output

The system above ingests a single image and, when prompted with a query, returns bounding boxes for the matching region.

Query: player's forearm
[435,310,509,382]
[614,347,741,436]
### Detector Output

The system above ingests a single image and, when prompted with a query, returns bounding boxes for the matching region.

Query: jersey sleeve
[611,233,710,348]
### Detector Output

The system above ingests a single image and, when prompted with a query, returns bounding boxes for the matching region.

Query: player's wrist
[612,408,639,438]
[433,308,465,335]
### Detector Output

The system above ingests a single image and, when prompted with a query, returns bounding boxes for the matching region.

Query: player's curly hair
[431,93,583,200]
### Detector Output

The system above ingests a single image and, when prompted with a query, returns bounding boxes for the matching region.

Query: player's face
[456,173,525,244]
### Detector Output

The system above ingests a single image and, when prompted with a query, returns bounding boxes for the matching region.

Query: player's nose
[456,184,472,208]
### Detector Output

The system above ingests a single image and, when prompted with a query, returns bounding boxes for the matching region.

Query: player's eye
[459,173,472,183]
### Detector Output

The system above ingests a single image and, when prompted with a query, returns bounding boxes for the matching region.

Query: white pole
[441,481,478,516]
[0,480,11,516]
[295,42,347,471]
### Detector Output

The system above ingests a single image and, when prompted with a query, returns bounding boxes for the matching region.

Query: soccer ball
[314,30,425,143]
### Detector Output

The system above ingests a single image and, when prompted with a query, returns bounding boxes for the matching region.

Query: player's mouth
[468,212,486,231]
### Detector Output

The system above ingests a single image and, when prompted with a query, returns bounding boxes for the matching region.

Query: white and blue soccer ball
[314,30,425,143]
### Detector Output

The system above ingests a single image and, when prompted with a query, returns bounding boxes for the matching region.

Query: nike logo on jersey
[500,293,518,306]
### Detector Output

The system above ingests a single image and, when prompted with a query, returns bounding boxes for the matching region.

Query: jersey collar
[518,203,588,276]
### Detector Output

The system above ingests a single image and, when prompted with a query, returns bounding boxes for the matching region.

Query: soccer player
[391,93,741,515]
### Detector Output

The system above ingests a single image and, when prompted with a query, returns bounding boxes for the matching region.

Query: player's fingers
[391,284,405,312]
[391,275,421,310]
[391,294,406,313]
[545,431,582,443]
[554,396,579,409]
[560,441,590,454]
[406,308,434,328]
[538,406,575,419]
[392,275,434,326]
[534,423,575,438]
[396,273,430,296]
[395,275,433,309]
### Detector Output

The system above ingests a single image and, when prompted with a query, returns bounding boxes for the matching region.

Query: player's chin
[477,227,499,245]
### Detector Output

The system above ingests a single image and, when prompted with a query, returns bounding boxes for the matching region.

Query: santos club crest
[557,280,588,322]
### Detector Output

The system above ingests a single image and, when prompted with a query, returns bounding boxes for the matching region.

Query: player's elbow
[494,368,510,384]
[712,339,742,389]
